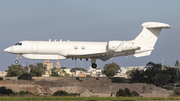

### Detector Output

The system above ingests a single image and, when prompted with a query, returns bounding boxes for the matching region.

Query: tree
[18,73,32,80]
[175,60,180,68]
[61,67,67,69]
[29,63,47,77]
[51,68,60,77]
[175,60,180,81]
[6,64,26,77]
[129,62,178,86]
[102,62,120,77]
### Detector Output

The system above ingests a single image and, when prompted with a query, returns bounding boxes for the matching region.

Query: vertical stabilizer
[133,22,171,57]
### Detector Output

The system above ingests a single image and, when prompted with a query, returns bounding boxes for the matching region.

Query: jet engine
[107,41,122,51]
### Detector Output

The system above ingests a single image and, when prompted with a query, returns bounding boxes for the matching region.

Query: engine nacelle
[122,42,140,51]
[107,41,122,51]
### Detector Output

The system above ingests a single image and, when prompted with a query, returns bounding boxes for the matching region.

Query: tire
[15,60,19,64]
[91,63,97,68]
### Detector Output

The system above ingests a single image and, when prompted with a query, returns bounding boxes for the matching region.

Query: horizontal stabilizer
[134,51,152,57]
[142,22,171,29]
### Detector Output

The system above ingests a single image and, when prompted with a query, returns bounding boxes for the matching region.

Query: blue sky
[1,0,180,70]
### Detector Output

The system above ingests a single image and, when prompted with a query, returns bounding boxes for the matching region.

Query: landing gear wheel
[15,60,19,64]
[91,63,97,69]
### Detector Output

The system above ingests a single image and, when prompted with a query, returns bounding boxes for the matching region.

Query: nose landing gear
[15,60,19,64]
[15,55,22,64]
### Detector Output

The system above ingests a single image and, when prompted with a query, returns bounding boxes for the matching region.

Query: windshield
[15,42,22,46]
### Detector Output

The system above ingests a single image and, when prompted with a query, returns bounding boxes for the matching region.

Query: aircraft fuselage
[4,22,171,68]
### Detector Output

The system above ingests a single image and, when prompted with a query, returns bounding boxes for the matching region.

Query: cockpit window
[15,42,22,46]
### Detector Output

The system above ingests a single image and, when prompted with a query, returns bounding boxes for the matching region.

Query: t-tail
[133,22,171,57]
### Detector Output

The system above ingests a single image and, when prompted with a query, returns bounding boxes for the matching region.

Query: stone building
[56,60,61,68]
[43,60,53,71]
[42,60,53,77]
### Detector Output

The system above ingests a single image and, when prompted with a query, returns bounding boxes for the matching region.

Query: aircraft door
[32,43,38,53]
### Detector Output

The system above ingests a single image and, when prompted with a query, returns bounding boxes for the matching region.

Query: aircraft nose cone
[4,47,12,53]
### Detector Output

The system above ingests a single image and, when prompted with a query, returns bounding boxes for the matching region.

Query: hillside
[0,77,174,97]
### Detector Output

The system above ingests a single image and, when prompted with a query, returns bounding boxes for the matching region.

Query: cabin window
[74,46,78,50]
[81,46,85,50]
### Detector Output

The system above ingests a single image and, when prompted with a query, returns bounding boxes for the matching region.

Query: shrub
[0,77,3,80]
[52,90,80,96]
[111,77,127,83]
[76,77,79,80]
[116,88,139,97]
[86,75,90,77]
[76,77,82,82]
[18,73,32,80]
[0,86,14,96]
[131,91,139,96]
[68,93,80,96]
[116,89,127,96]
[19,91,33,96]
[96,78,99,80]
[53,90,68,96]
[124,88,131,96]
[174,88,180,96]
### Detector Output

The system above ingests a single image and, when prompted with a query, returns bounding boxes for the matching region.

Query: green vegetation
[111,77,128,83]
[18,73,32,80]
[29,63,47,77]
[18,91,33,96]
[174,88,180,96]
[51,68,60,77]
[116,88,139,97]
[52,90,68,96]
[70,67,86,72]
[0,77,3,80]
[102,62,120,77]
[61,66,67,69]
[129,62,179,86]
[0,86,14,96]
[53,90,79,96]
[0,96,180,100]
[161,86,174,90]
[6,63,47,77]
[76,77,82,81]
[6,64,26,77]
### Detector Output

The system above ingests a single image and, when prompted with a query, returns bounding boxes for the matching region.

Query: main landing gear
[91,58,97,69]
[15,54,22,64]
[91,63,97,69]
[72,58,98,69]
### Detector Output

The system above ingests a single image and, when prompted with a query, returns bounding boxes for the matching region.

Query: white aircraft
[4,22,171,68]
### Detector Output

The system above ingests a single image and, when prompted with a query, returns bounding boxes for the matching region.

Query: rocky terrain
[0,77,174,97]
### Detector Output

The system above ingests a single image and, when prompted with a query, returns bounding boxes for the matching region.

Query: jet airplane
[4,22,171,68]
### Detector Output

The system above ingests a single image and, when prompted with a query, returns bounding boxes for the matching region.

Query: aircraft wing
[67,52,114,61]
